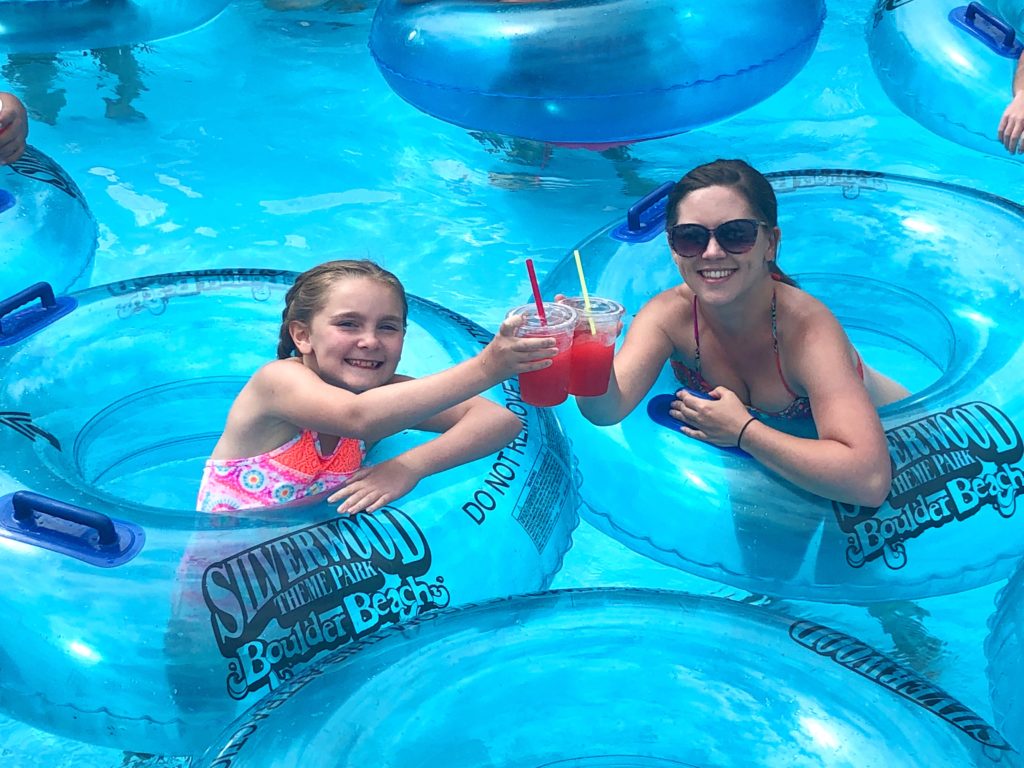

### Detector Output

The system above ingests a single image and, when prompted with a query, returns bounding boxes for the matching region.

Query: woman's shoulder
[776,284,861,383]
[632,286,692,341]
[640,284,691,317]
[776,282,842,335]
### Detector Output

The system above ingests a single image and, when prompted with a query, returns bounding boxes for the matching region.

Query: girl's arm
[575,292,676,425]
[677,309,891,507]
[327,395,520,513]
[261,316,551,445]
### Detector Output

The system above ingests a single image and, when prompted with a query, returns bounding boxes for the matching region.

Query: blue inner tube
[0,270,579,755]
[195,588,1016,767]
[0,0,230,53]
[541,169,1024,604]
[988,558,1024,753]
[368,0,827,144]
[869,0,1024,160]
[994,0,1024,31]
[1,146,96,301]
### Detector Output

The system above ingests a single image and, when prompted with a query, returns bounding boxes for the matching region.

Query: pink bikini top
[670,289,862,422]
[196,429,365,512]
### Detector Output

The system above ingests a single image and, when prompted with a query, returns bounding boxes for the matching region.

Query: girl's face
[292,277,406,392]
[669,185,778,305]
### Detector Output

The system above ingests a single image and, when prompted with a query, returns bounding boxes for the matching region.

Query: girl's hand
[327,457,421,514]
[669,386,752,447]
[479,314,557,381]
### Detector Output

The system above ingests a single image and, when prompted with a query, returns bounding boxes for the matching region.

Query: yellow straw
[573,249,597,335]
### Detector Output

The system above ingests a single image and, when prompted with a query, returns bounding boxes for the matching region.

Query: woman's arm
[327,396,521,513]
[575,292,676,425]
[677,308,891,507]
[0,93,28,165]
[260,316,551,445]
[999,52,1024,154]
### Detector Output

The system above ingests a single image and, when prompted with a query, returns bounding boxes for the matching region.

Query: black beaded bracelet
[736,416,757,450]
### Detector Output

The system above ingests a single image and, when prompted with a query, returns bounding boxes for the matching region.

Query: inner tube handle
[965,2,1015,46]
[0,281,77,346]
[613,181,675,243]
[958,1,1020,53]
[0,282,57,321]
[12,490,119,547]
[626,181,674,234]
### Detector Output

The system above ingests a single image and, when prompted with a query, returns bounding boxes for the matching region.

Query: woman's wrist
[736,416,758,450]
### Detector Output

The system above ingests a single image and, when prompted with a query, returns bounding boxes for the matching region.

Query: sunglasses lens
[670,225,709,257]
[717,219,760,253]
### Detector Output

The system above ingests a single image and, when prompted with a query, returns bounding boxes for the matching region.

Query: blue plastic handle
[0,281,56,318]
[0,189,14,215]
[0,281,77,346]
[612,181,675,243]
[627,181,675,233]
[12,490,118,547]
[950,3,1023,58]
[966,1,1014,45]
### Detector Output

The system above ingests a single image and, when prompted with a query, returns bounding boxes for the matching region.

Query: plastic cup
[507,302,578,407]
[558,296,624,397]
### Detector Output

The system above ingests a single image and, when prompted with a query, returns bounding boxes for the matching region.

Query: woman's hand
[327,456,421,514]
[999,93,1024,154]
[0,93,28,166]
[670,386,752,447]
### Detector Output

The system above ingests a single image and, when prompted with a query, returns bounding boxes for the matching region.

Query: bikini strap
[770,288,801,400]
[692,294,701,374]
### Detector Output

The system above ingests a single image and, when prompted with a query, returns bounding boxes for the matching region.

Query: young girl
[197,259,555,513]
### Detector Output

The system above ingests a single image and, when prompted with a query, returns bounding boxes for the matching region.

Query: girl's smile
[293,277,407,392]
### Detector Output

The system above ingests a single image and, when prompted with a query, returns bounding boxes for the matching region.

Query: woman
[575,158,907,507]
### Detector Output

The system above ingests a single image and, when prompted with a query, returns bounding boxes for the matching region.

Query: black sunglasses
[667,218,768,258]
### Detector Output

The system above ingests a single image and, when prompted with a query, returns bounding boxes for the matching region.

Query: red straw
[525,258,547,325]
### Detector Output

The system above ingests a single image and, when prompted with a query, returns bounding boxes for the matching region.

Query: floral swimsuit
[196,430,364,511]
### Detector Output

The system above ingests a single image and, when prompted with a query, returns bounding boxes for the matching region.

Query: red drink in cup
[568,336,616,396]
[558,296,624,397]
[507,302,578,407]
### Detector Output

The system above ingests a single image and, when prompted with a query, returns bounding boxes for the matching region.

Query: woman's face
[669,184,778,305]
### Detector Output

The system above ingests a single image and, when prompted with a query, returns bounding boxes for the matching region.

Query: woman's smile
[696,267,737,282]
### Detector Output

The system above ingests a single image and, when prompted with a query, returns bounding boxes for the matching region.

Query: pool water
[1,0,1023,763]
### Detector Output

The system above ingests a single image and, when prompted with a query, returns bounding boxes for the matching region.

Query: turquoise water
[1,0,1023,763]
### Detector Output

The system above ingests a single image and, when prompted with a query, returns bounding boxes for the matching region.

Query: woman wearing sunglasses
[575,158,907,507]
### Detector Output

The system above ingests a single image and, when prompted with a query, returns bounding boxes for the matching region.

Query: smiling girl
[574,159,908,507]
[197,259,555,514]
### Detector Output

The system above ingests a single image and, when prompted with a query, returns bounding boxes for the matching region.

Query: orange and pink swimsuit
[196,430,365,512]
